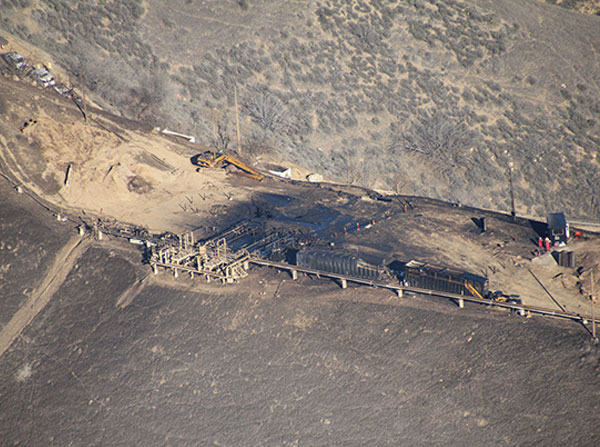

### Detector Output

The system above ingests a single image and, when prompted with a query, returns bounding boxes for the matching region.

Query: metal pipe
[249,258,600,324]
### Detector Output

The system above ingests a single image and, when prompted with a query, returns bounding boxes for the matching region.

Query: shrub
[242,92,290,133]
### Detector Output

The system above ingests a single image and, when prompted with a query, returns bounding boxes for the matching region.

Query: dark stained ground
[1,180,600,446]
[0,180,72,326]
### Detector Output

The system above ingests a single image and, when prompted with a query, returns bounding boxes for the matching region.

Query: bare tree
[242,92,290,132]
[389,111,473,177]
[242,133,277,161]
[129,73,167,123]
[391,168,415,195]
[212,121,230,151]
[342,151,376,188]
[68,43,168,124]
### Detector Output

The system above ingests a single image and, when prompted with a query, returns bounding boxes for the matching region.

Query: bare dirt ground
[0,234,90,358]
[1,74,600,445]
[0,76,253,233]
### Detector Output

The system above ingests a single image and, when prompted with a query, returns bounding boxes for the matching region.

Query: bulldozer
[191,150,264,181]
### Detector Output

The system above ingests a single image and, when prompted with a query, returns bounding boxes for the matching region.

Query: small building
[546,212,569,243]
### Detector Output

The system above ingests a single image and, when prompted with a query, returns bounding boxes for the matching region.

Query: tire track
[115,273,152,309]
[0,235,91,359]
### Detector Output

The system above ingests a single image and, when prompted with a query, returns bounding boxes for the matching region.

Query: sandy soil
[0,76,253,233]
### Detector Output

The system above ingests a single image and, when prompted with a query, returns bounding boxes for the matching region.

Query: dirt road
[0,235,90,358]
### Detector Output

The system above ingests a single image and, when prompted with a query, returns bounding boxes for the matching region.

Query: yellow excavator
[191,150,264,181]
[464,281,485,300]
[465,281,522,304]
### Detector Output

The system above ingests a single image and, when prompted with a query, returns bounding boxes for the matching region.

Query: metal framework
[150,230,250,283]
[148,222,303,284]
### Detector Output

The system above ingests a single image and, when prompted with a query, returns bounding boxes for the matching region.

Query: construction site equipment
[547,212,569,243]
[464,281,484,300]
[487,290,522,304]
[150,230,250,283]
[399,260,489,298]
[191,151,264,181]
[557,251,577,268]
[295,249,388,281]
[148,221,304,283]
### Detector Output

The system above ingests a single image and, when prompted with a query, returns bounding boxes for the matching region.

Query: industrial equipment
[399,260,489,298]
[295,249,388,281]
[191,151,264,181]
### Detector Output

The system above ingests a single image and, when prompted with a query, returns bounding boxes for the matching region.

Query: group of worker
[537,229,584,252]
[537,236,552,251]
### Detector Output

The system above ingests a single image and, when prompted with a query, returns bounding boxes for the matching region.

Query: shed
[546,212,569,243]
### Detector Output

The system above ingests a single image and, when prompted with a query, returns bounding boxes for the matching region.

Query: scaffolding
[150,230,251,283]
[148,221,315,284]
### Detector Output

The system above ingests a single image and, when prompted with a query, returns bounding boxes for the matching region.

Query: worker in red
[537,236,543,248]
[544,236,551,251]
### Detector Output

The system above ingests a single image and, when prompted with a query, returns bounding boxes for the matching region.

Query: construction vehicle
[487,290,522,304]
[191,151,264,181]
[464,281,485,300]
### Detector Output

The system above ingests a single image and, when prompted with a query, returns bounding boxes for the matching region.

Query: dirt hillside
[0,76,257,233]
[1,44,600,446]
[1,71,599,318]
[1,0,599,219]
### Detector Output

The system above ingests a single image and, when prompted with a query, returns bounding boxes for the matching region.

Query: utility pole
[508,161,516,222]
[211,107,218,144]
[592,270,597,341]
[79,69,87,123]
[234,85,241,155]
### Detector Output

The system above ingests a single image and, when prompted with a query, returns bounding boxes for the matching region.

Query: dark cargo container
[546,212,569,243]
[295,249,386,280]
[400,260,488,298]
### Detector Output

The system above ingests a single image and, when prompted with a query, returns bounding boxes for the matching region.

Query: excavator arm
[221,154,264,181]
[191,151,264,181]
[464,281,484,300]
